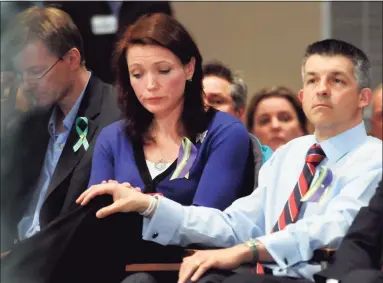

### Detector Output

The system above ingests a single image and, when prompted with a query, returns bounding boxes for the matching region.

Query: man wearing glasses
[0,6,120,281]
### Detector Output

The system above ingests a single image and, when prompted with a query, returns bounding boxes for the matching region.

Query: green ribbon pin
[73,117,89,152]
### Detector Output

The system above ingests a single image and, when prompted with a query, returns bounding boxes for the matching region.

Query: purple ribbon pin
[170,137,197,180]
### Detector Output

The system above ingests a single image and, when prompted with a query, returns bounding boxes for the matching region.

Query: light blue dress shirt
[142,122,382,281]
[17,73,91,240]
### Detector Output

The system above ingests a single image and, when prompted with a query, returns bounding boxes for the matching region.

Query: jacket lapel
[45,76,103,198]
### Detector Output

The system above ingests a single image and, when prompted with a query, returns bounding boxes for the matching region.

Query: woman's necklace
[154,159,166,171]
[154,143,166,171]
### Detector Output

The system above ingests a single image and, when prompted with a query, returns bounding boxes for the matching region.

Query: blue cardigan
[88,111,250,210]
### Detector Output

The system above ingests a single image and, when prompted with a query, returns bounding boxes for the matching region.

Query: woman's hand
[76,181,151,218]
[101,179,142,192]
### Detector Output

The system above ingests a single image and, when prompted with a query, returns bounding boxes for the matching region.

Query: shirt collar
[47,72,91,137]
[315,121,367,162]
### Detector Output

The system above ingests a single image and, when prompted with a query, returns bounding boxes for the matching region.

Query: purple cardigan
[88,111,250,210]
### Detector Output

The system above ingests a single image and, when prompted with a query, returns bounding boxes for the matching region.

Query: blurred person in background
[202,61,273,165]
[203,61,247,122]
[246,86,308,151]
[49,1,173,84]
[1,6,120,282]
[370,83,382,140]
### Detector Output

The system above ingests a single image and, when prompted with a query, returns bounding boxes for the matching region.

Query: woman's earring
[187,78,192,82]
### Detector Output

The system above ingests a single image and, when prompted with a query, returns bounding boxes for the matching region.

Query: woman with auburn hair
[246,86,308,151]
[88,13,251,213]
[65,11,263,283]
[82,13,252,282]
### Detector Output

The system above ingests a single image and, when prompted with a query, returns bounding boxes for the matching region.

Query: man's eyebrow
[330,71,348,77]
[305,71,348,77]
[206,92,223,97]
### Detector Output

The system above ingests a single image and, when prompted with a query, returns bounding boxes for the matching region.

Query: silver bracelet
[139,195,159,217]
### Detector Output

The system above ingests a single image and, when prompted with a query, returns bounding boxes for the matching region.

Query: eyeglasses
[16,56,63,83]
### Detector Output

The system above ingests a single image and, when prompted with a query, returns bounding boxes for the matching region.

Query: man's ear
[236,106,246,123]
[64,47,82,70]
[185,57,195,80]
[359,88,372,109]
[298,89,304,102]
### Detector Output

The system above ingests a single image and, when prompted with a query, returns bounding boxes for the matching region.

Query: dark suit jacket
[314,180,383,282]
[0,75,120,251]
[48,1,172,83]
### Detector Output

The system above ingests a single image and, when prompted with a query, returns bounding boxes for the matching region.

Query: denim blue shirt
[142,122,382,280]
[17,73,90,240]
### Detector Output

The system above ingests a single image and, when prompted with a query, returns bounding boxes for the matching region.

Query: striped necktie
[256,143,326,274]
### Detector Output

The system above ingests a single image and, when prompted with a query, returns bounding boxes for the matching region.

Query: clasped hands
[76,180,153,218]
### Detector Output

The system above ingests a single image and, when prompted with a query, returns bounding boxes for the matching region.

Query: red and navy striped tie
[256,143,326,274]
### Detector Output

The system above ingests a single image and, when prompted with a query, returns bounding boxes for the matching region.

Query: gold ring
[195,260,201,267]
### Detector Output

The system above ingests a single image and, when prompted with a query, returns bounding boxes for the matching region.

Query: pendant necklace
[154,144,166,171]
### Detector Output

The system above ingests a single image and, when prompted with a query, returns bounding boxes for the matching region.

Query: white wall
[172,2,322,97]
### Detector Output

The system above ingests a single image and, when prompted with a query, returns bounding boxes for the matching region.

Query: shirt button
[152,232,159,239]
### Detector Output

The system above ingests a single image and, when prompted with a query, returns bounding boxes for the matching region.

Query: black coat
[314,180,383,282]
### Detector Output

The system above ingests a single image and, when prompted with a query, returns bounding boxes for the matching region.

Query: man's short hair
[302,39,371,89]
[1,6,85,71]
[203,61,247,112]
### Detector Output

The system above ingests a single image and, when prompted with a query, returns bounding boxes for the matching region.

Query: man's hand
[76,181,151,218]
[178,245,252,283]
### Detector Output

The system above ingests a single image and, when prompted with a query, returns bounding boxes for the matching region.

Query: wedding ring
[195,260,201,267]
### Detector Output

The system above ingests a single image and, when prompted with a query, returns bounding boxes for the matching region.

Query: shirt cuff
[257,230,302,268]
[142,196,184,246]
[326,279,339,283]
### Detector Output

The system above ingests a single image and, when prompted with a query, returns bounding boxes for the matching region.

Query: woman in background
[246,86,308,151]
